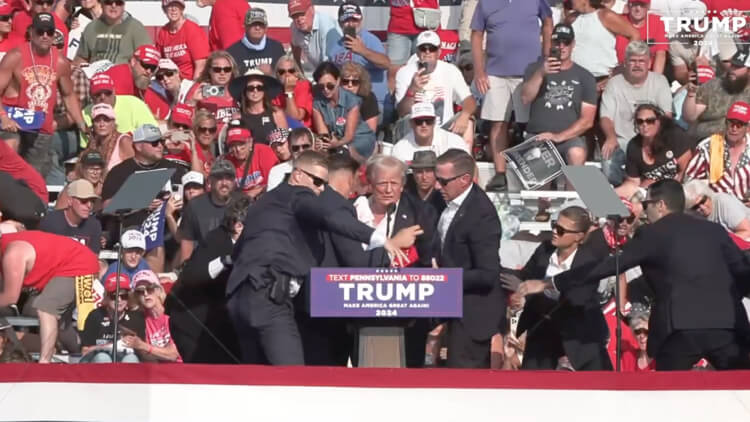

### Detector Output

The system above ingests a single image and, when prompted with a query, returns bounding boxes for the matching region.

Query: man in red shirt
[0,13,86,178]
[103,44,161,99]
[10,0,68,56]
[198,0,250,51]
[0,2,21,61]
[615,0,668,73]
[224,126,277,199]
[0,231,99,363]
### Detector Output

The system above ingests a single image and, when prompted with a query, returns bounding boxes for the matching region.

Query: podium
[310,267,463,368]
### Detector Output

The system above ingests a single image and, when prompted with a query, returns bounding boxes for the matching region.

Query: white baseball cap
[121,229,146,250]
[416,31,441,48]
[411,102,436,119]
[181,170,204,187]
[158,58,179,71]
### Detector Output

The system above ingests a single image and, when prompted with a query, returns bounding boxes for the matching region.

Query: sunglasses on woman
[156,70,176,80]
[245,84,265,93]
[135,286,158,295]
[277,68,297,76]
[320,82,337,91]
[633,328,648,336]
[197,126,217,134]
[211,66,232,74]
[635,117,658,126]
[341,78,360,87]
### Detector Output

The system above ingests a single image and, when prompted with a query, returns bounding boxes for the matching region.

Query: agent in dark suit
[434,149,506,368]
[226,151,421,365]
[518,179,750,370]
[295,155,374,366]
[167,198,251,364]
[510,206,612,371]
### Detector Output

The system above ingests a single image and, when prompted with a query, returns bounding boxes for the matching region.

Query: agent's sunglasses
[550,220,582,237]
[435,173,465,186]
[297,168,326,187]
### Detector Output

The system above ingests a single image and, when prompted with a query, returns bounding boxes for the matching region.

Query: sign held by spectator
[502,137,565,190]
[310,267,462,318]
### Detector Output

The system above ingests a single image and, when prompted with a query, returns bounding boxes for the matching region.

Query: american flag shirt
[685,134,750,201]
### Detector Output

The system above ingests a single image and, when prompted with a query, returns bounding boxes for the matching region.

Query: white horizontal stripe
[1,382,749,422]
[132,2,462,30]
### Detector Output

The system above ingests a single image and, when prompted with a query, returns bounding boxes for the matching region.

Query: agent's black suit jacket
[517,229,612,370]
[436,184,505,341]
[554,213,750,356]
[226,183,376,296]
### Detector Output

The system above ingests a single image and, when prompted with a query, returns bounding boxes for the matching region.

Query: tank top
[14,43,59,134]
[571,11,618,78]
[0,231,99,290]
[241,108,278,145]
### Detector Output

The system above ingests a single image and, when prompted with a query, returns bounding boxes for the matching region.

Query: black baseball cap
[81,150,105,166]
[551,23,575,42]
[338,2,363,23]
[32,13,56,32]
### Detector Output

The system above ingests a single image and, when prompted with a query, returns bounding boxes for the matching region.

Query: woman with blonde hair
[272,55,313,128]
[189,108,219,176]
[188,51,240,134]
[339,62,379,132]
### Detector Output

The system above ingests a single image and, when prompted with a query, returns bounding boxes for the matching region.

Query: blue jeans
[387,33,418,66]
[80,349,140,363]
[601,147,626,187]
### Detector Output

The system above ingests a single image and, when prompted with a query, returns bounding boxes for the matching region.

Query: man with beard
[685,101,750,203]
[0,13,87,178]
[102,44,161,99]
[599,40,672,186]
[683,49,750,143]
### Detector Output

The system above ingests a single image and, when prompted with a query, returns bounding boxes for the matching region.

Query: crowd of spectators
[0,0,749,370]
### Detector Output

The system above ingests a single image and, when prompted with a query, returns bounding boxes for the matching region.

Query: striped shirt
[685,134,750,201]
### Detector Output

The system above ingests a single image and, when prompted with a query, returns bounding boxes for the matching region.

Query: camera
[202,85,226,98]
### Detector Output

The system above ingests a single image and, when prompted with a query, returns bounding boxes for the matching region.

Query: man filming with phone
[520,23,597,167]
[395,31,476,150]
[328,2,390,112]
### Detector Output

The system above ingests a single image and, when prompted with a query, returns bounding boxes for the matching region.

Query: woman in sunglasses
[339,62,379,133]
[188,50,240,135]
[621,304,655,372]
[122,270,183,362]
[228,68,287,145]
[616,103,691,199]
[271,55,313,128]
[312,61,376,163]
[79,273,145,363]
[155,0,209,80]
[501,206,613,371]
[189,108,219,176]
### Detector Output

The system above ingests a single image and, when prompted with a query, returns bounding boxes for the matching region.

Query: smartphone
[202,85,226,98]
[418,61,428,72]
[550,46,561,61]
[171,183,183,202]
[343,26,356,41]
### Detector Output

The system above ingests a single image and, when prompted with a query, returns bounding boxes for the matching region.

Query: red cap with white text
[726,101,750,123]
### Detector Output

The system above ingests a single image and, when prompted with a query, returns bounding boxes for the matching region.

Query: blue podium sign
[310,267,463,318]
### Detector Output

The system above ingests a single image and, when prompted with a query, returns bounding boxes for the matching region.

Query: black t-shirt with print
[525,62,598,135]
[39,209,103,253]
[625,126,690,181]
[80,307,146,347]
